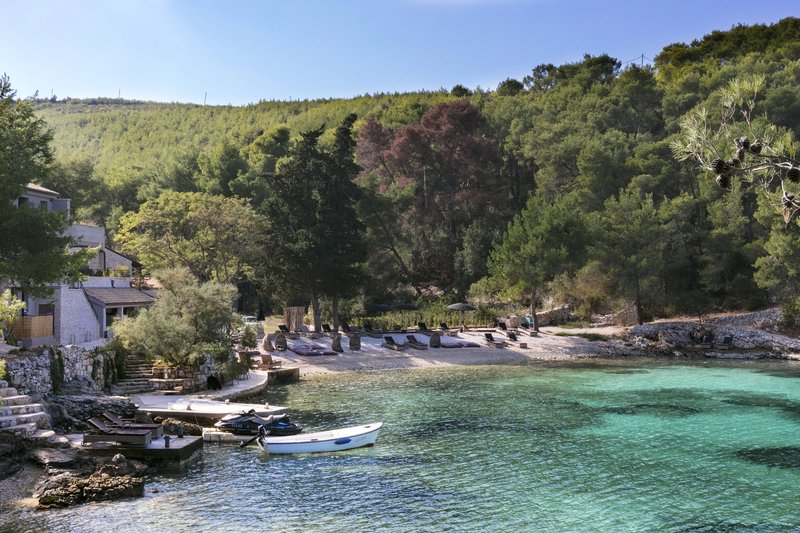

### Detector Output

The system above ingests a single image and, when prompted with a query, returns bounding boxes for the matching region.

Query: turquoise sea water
[7,359,800,532]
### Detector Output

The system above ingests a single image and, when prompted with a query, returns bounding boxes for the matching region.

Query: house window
[17,197,28,206]
[39,304,54,315]
[39,200,48,210]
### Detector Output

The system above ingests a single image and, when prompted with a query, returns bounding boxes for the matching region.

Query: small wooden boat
[256,422,383,454]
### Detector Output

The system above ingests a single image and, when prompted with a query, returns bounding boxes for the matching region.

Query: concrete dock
[78,435,204,471]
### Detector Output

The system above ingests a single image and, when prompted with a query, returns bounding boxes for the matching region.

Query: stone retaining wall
[2,346,109,395]
[537,306,573,327]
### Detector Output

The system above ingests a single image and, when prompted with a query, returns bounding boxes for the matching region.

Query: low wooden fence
[10,314,54,340]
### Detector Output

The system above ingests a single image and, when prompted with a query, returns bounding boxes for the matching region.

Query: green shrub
[781,299,800,329]
[554,332,608,342]
[0,358,7,382]
[241,326,257,349]
[101,338,128,380]
[50,350,65,394]
[91,357,101,381]
[215,360,247,385]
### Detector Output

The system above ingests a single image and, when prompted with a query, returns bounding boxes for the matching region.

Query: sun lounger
[382,336,408,351]
[697,334,714,349]
[484,333,507,348]
[83,417,152,446]
[363,323,386,338]
[101,412,164,438]
[341,322,363,334]
[417,322,431,332]
[405,335,428,350]
[718,335,733,350]
[439,336,481,348]
[505,332,528,349]
[287,339,337,356]
[519,323,539,336]
[439,323,459,337]
[277,325,300,339]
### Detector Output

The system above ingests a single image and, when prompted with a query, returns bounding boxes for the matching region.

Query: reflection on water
[7,358,800,532]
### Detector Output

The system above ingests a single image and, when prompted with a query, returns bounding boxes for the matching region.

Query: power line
[623,54,653,67]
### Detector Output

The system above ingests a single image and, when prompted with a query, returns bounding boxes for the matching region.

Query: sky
[3,0,796,106]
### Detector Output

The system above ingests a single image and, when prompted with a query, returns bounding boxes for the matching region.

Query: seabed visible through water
[7,358,800,532]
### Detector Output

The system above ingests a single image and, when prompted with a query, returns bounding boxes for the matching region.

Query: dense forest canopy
[23,17,800,323]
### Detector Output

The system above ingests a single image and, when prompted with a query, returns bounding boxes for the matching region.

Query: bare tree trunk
[529,287,539,332]
[635,278,643,326]
[310,291,322,332]
[332,294,340,331]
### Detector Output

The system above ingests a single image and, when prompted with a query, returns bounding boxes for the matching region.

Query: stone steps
[113,357,157,395]
[0,411,47,429]
[0,386,19,398]
[0,381,49,438]
[0,421,39,436]
[1,394,33,406]
[123,372,153,380]
[0,403,44,417]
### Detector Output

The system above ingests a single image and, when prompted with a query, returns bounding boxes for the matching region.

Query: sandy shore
[267,327,626,377]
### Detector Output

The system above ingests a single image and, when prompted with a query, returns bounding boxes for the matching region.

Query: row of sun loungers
[269,321,539,355]
[82,412,165,446]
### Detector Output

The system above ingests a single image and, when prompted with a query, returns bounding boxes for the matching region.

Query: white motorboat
[133,396,287,422]
[255,422,383,454]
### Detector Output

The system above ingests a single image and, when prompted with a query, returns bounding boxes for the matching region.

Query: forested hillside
[30,17,800,323]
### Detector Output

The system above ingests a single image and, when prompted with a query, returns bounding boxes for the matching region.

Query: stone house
[7,184,155,347]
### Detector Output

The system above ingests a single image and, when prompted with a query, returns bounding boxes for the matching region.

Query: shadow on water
[679,523,773,532]
[722,392,800,422]
[600,403,703,416]
[735,447,800,469]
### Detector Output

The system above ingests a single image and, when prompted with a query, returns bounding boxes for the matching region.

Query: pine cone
[749,142,762,154]
[711,158,727,174]
[736,148,746,163]
[729,158,741,169]
[787,167,800,183]
[738,136,751,150]
[716,174,731,188]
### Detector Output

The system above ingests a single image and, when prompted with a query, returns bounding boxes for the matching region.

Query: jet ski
[213,409,303,436]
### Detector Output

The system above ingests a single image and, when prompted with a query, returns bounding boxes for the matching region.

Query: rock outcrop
[45,395,136,433]
[626,318,800,359]
[35,453,148,509]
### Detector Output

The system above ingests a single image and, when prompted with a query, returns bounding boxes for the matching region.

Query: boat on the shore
[255,422,383,454]
[133,396,287,422]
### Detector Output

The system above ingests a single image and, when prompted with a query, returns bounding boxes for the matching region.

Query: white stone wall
[54,286,102,345]
[64,224,105,247]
